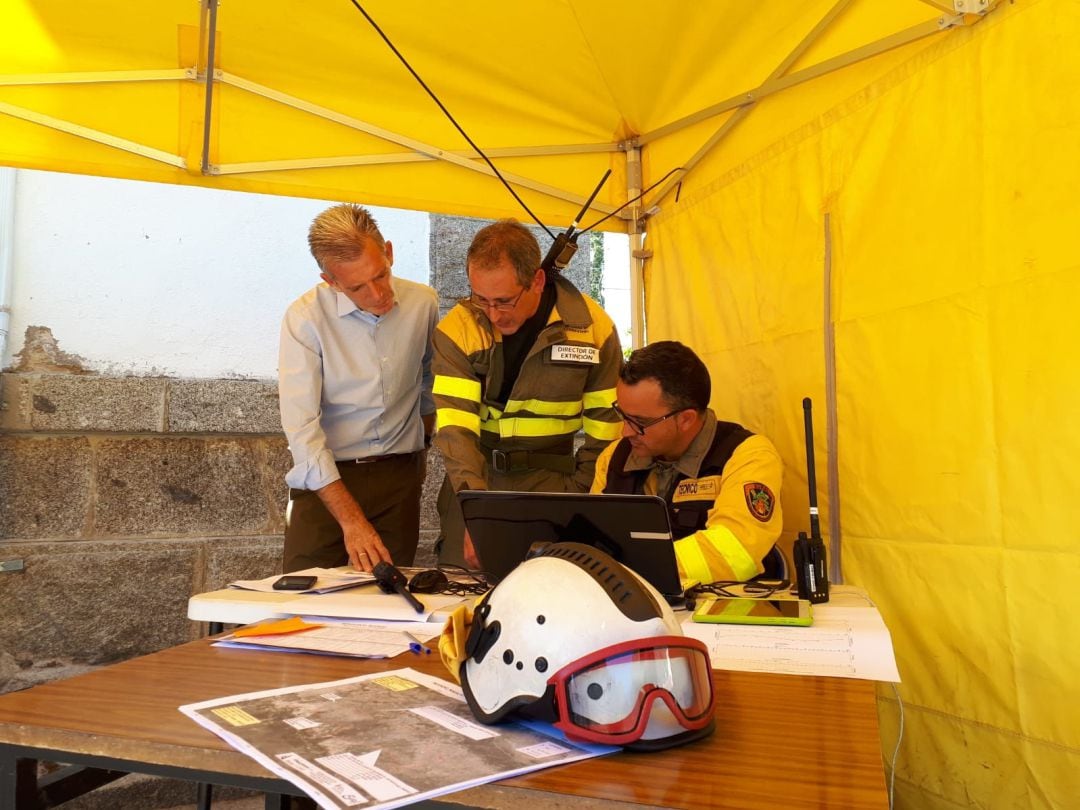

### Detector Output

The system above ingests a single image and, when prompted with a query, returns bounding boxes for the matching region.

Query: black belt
[339,451,417,465]
[489,448,575,475]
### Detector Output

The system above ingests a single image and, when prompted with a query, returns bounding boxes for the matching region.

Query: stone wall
[0,372,279,691]
[0,369,450,694]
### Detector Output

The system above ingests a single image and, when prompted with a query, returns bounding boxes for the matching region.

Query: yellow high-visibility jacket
[592,412,783,583]
[433,277,622,493]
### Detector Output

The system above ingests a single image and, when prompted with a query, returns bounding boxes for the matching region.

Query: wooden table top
[0,638,888,809]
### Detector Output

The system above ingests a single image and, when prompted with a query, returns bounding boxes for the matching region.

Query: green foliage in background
[589,231,605,307]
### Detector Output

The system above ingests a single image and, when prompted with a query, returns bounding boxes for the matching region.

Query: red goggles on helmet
[547,635,715,746]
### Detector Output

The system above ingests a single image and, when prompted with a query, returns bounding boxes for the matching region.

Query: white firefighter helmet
[460,542,715,751]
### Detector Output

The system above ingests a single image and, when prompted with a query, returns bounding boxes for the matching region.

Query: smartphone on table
[692,596,812,626]
[272,575,318,591]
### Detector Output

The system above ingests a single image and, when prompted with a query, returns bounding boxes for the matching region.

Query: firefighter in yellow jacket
[432,220,622,567]
[592,341,783,584]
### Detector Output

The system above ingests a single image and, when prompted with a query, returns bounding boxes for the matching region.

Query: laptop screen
[458,490,683,597]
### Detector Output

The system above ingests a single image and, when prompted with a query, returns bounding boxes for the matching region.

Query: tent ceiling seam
[639,8,989,219]
[640,8,977,146]
[561,1,630,144]
[215,71,619,214]
[642,0,857,211]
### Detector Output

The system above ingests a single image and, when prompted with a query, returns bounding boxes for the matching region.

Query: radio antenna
[794,397,830,603]
[540,170,611,274]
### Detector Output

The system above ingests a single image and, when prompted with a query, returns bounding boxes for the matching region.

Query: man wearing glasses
[592,341,784,585]
[279,204,438,574]
[432,219,622,568]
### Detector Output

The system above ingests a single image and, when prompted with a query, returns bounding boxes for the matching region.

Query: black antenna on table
[794,397,830,603]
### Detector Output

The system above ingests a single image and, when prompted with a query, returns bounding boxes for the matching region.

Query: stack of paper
[215,618,441,659]
[229,567,374,594]
[680,585,901,682]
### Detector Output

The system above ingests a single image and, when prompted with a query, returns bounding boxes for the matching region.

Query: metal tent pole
[626,146,645,349]
[200,0,220,176]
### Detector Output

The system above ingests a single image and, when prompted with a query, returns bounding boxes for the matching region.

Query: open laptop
[458,490,685,600]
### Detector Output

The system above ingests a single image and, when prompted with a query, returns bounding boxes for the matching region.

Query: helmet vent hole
[535,657,548,673]
[516,661,523,670]
[536,615,546,624]
[587,683,604,700]
[502,649,514,665]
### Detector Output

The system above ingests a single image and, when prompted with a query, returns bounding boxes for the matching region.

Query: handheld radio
[793,397,830,603]
[539,170,611,274]
[373,561,425,613]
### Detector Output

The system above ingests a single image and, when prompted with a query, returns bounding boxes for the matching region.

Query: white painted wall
[601,231,632,352]
[2,169,631,378]
[4,170,430,378]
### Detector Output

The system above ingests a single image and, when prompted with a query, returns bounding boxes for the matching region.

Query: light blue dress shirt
[278,276,438,491]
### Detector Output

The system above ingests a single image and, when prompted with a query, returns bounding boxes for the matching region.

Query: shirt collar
[622,410,717,478]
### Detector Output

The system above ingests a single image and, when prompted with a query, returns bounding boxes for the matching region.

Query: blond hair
[307,204,386,270]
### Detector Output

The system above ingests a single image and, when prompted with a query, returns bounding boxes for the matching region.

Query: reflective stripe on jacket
[592,418,783,584]
[433,276,622,493]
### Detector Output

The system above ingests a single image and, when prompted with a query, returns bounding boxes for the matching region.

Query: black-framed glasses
[469,285,527,313]
[612,402,683,436]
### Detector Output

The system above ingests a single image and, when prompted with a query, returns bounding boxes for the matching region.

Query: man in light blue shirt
[279,204,438,573]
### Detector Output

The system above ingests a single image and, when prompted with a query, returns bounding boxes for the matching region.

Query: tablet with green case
[692,596,813,626]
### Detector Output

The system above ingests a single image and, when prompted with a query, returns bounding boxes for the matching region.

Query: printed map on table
[180,667,615,810]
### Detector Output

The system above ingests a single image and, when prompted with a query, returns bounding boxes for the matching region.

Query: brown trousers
[283,452,425,573]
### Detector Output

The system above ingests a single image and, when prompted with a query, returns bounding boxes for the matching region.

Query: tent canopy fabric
[2,0,968,229]
[4,2,1078,808]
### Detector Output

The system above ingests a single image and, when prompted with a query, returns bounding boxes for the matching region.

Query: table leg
[197,780,213,810]
[0,750,39,809]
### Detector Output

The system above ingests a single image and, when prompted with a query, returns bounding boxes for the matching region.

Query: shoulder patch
[672,475,721,503]
[743,482,775,522]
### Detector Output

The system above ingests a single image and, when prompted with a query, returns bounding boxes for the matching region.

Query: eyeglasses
[469,285,527,313]
[612,402,683,435]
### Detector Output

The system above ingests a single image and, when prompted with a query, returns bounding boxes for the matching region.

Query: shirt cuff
[284,449,341,491]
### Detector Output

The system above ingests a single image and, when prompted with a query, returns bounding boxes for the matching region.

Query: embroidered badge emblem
[744,482,775,522]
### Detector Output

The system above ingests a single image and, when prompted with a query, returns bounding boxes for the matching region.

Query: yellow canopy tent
[2,1,1076,807]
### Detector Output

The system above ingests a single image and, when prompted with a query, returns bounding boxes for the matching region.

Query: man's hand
[315,478,392,573]
[343,520,393,573]
[463,528,480,570]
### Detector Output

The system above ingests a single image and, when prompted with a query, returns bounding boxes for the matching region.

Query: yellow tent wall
[646,1,1080,806]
